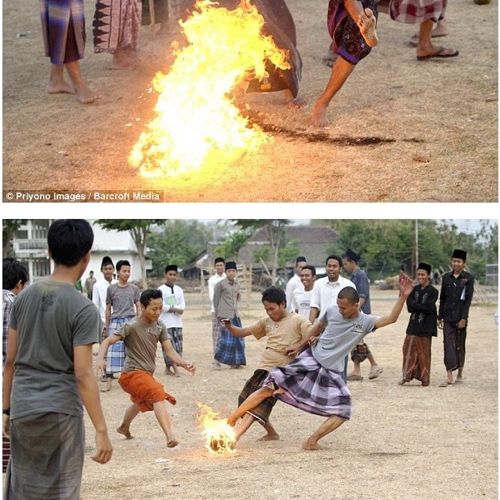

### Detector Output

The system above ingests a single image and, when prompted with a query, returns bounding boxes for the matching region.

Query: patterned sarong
[93,0,142,53]
[40,0,86,64]
[443,322,467,371]
[402,334,431,385]
[119,370,176,412]
[389,0,447,24]
[327,0,378,65]
[264,348,352,419]
[215,316,246,366]
[163,327,183,369]
[106,315,134,375]
[238,369,277,424]
[211,312,220,356]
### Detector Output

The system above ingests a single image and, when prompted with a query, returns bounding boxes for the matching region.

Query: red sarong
[119,370,176,412]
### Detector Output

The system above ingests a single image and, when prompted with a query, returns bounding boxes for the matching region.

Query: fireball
[129,0,290,177]
[198,403,236,454]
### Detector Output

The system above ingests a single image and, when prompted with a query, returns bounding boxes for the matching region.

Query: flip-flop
[417,47,459,60]
[368,367,384,379]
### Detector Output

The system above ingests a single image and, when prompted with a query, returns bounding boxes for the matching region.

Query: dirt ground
[78,288,497,500]
[2,0,497,202]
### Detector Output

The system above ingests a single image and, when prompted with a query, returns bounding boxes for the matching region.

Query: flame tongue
[129,0,290,177]
[198,403,236,454]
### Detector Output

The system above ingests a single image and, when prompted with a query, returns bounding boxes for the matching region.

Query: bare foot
[357,8,378,48]
[227,415,237,427]
[302,438,323,451]
[256,433,280,442]
[310,101,329,128]
[167,438,179,448]
[47,80,75,95]
[117,426,134,439]
[74,84,100,104]
[110,50,136,70]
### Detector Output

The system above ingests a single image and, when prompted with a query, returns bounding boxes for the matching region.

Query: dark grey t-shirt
[9,279,101,419]
[106,283,140,319]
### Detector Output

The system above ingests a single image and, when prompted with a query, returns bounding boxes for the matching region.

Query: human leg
[153,401,179,447]
[303,415,346,450]
[48,64,75,94]
[257,420,280,441]
[228,386,277,426]
[416,19,458,60]
[117,404,140,439]
[343,1,378,47]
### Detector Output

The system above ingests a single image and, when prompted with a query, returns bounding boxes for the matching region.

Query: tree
[96,220,165,288]
[2,220,26,258]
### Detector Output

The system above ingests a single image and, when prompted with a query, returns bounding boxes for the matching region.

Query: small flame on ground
[197,403,236,454]
[129,0,290,177]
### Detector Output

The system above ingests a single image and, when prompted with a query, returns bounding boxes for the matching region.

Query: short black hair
[140,288,163,307]
[116,260,131,272]
[337,286,359,304]
[261,286,286,306]
[47,220,94,267]
[326,254,342,267]
[2,258,29,290]
[301,265,316,276]
[214,257,225,264]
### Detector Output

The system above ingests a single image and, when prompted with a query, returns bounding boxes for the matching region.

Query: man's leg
[258,420,280,441]
[456,328,467,382]
[228,386,277,426]
[441,322,457,385]
[416,19,457,59]
[303,415,347,450]
[344,2,378,47]
[64,61,99,104]
[117,403,140,439]
[48,63,75,94]
[153,401,179,447]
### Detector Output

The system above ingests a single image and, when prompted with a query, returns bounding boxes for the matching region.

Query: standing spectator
[290,265,316,319]
[343,249,383,381]
[93,0,142,69]
[41,0,99,103]
[92,256,117,344]
[158,265,185,376]
[103,260,141,391]
[84,270,97,300]
[285,256,307,312]
[208,257,226,367]
[213,261,246,368]
[399,262,438,387]
[438,249,474,386]
[3,220,112,499]
[2,258,29,474]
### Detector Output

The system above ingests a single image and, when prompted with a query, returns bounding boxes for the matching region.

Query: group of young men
[2,219,476,498]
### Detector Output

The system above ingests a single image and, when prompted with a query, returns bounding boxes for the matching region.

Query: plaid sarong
[163,327,183,369]
[265,348,352,420]
[106,315,134,375]
[238,369,277,424]
[211,313,220,356]
[40,0,86,64]
[214,316,246,366]
[389,0,447,24]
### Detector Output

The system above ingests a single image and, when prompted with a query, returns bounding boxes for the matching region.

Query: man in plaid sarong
[227,276,413,450]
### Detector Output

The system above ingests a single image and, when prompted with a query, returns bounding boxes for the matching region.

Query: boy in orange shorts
[98,289,195,448]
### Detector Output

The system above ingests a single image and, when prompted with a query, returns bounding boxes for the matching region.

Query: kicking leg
[117,404,140,439]
[311,57,355,127]
[227,386,276,426]
[344,1,378,47]
[153,401,179,447]
[303,415,346,450]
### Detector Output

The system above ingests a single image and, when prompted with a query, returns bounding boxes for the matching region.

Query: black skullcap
[417,262,432,274]
[452,249,467,261]
[165,264,178,273]
[214,257,225,264]
[225,261,237,270]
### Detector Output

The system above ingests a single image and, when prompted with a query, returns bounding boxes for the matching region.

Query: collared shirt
[350,268,371,314]
[291,287,314,319]
[3,289,16,364]
[158,283,185,328]
[285,274,303,312]
[208,273,226,313]
[310,275,356,313]
[438,270,474,322]
[92,278,117,323]
[213,278,240,319]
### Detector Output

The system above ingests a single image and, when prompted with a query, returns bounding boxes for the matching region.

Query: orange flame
[129,0,290,177]
[197,403,236,454]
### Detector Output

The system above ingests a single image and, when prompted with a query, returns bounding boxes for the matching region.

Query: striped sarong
[265,348,352,420]
[163,327,183,369]
[93,0,142,53]
[40,0,86,64]
[389,0,447,24]
[402,334,432,386]
[238,369,276,424]
[215,316,246,366]
[106,315,134,375]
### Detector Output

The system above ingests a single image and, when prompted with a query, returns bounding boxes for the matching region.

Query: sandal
[368,367,384,379]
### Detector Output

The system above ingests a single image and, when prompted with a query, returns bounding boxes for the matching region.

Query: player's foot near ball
[358,8,378,48]
[167,438,179,448]
[256,432,280,442]
[117,425,134,439]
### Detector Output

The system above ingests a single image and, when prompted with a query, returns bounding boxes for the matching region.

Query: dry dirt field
[79,288,498,500]
[2,0,497,202]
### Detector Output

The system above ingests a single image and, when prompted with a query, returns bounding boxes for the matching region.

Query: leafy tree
[215,229,252,259]
[96,220,165,288]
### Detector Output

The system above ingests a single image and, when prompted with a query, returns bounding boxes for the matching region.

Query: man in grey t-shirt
[2,219,112,499]
[227,276,413,451]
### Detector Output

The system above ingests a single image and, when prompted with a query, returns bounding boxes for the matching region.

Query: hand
[97,357,107,373]
[183,362,196,375]
[221,318,231,328]
[3,414,10,438]
[399,274,413,297]
[437,319,443,329]
[457,319,467,330]
[91,430,113,464]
